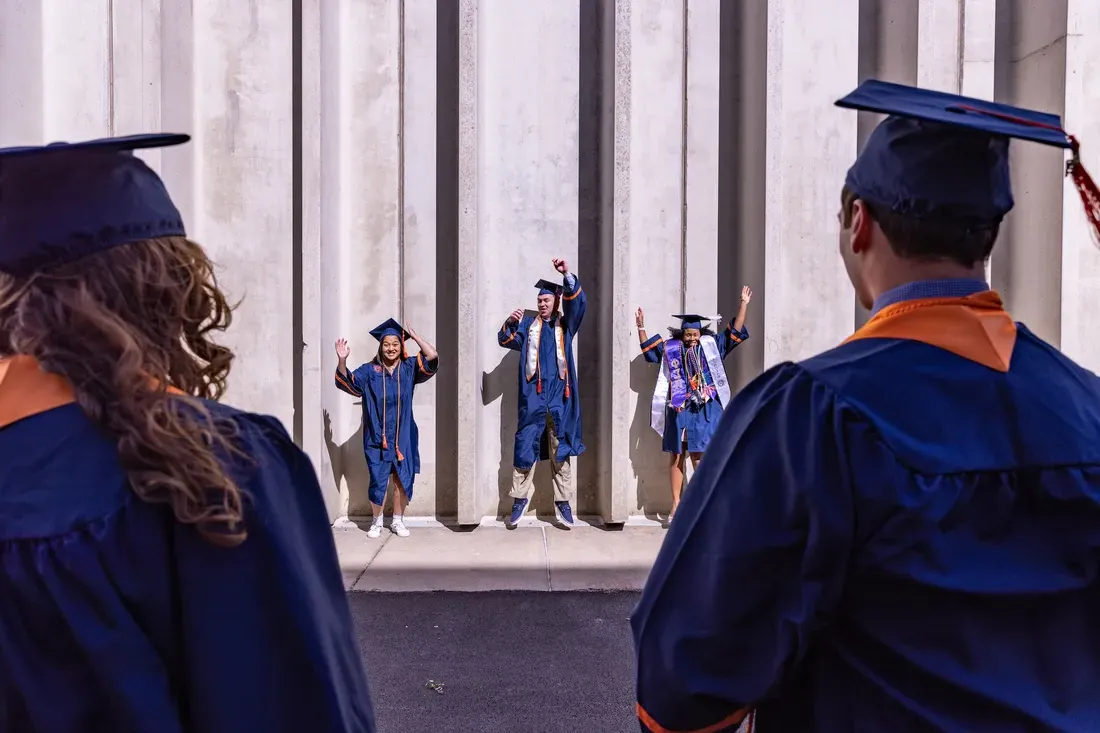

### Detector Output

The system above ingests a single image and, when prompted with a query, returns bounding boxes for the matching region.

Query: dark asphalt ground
[349,591,640,733]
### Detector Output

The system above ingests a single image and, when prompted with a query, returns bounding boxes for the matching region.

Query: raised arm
[498,308,526,352]
[636,307,665,363]
[555,258,587,334]
[333,339,364,396]
[716,286,752,359]
[405,325,439,384]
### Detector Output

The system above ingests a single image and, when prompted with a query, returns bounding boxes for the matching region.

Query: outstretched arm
[554,258,587,334]
[636,307,665,363]
[334,339,364,396]
[406,325,439,384]
[499,309,526,352]
[717,286,752,359]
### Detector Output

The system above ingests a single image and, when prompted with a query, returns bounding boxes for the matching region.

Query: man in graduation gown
[498,258,587,527]
[632,80,1100,732]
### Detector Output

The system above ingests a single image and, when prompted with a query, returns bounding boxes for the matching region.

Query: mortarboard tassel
[958,103,1100,244]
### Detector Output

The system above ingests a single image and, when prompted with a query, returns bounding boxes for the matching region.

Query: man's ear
[849,199,872,254]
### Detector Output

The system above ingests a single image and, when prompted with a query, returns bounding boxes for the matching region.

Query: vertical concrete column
[473,0,580,521]
[609,0,688,521]
[1058,0,1100,369]
[683,0,721,314]
[315,0,402,520]
[188,0,295,427]
[764,0,859,366]
[961,0,997,97]
[454,0,482,523]
[402,0,440,512]
[917,0,963,92]
[990,0,1068,343]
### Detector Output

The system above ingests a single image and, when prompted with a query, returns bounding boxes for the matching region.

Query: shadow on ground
[349,591,639,733]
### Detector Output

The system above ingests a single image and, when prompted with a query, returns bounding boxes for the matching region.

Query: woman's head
[377,334,403,364]
[0,236,246,545]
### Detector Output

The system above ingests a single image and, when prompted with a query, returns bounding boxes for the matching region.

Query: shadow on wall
[322,407,390,518]
[482,350,560,520]
[629,353,670,519]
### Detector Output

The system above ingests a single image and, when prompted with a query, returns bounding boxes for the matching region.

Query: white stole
[525,318,567,384]
[651,335,731,435]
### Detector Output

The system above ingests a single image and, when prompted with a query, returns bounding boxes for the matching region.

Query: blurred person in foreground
[0,134,375,732]
[632,80,1100,732]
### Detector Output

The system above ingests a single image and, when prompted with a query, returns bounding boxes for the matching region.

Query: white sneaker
[391,519,410,538]
[366,522,383,539]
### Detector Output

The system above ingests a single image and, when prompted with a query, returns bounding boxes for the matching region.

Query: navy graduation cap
[0,133,191,276]
[672,314,713,331]
[836,79,1100,238]
[535,279,563,297]
[369,318,410,342]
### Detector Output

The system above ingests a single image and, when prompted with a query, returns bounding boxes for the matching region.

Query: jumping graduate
[0,135,375,731]
[636,285,752,521]
[498,258,587,527]
[633,80,1100,733]
[334,320,438,538]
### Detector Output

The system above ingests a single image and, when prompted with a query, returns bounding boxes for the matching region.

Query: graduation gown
[641,324,750,453]
[632,291,1100,733]
[0,356,375,733]
[498,275,587,470]
[335,354,438,505]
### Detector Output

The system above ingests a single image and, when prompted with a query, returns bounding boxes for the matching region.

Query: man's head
[834,80,1090,309]
[534,279,562,320]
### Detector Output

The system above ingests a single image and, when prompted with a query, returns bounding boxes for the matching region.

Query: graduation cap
[836,79,1100,239]
[369,318,410,342]
[535,279,563,297]
[671,314,713,331]
[0,133,191,276]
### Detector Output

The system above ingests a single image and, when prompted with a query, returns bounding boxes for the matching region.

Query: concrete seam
[397,0,407,322]
[679,0,690,311]
[352,533,390,589]
[956,0,966,93]
[107,0,116,134]
[542,526,553,591]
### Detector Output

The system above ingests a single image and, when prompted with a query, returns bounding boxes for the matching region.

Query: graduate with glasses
[634,80,1100,733]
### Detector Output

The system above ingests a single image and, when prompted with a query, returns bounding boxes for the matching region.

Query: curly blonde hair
[0,237,247,546]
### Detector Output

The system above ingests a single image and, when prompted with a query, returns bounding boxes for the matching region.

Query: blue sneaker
[508,498,529,526]
[554,501,574,528]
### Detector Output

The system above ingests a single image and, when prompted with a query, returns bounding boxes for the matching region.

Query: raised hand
[635,307,645,329]
[335,338,351,360]
[741,285,753,304]
[508,308,524,324]
[552,258,569,274]
[405,324,419,340]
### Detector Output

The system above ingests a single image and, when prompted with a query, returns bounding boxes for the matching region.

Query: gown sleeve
[499,317,526,352]
[172,412,376,732]
[640,334,665,363]
[335,364,365,396]
[715,322,750,358]
[562,273,586,335]
[409,354,439,385]
[631,362,855,733]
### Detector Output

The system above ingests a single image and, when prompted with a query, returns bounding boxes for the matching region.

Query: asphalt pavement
[349,590,640,733]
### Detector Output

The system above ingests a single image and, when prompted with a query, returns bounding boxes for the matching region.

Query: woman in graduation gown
[0,135,375,732]
[635,285,752,520]
[334,320,438,538]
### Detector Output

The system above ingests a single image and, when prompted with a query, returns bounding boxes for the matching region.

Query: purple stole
[665,340,691,411]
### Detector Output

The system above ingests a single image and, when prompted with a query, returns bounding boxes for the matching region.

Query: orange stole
[0,356,184,430]
[844,290,1017,372]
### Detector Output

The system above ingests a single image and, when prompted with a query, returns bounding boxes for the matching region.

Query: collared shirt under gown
[335,353,438,504]
[0,399,375,733]
[632,281,1100,733]
[497,274,587,470]
[640,323,750,453]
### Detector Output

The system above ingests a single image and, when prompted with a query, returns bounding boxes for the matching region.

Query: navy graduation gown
[633,292,1100,733]
[641,324,749,453]
[0,383,374,731]
[335,354,438,505]
[498,275,587,470]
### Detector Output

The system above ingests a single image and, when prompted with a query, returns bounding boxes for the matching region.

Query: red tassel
[382,435,388,449]
[1068,139,1100,244]
[565,382,570,399]
[537,379,542,394]
[395,447,404,462]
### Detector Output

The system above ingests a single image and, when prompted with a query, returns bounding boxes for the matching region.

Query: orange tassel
[537,379,542,394]
[382,435,388,449]
[565,382,570,399]
[396,447,404,462]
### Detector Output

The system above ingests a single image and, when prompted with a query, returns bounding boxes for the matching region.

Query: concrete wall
[2,0,1097,523]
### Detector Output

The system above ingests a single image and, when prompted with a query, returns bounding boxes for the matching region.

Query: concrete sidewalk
[334,523,667,592]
